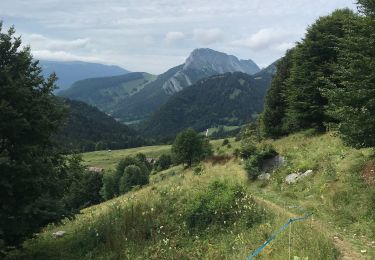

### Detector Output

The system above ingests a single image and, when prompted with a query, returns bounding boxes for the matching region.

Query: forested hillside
[59,72,156,119]
[55,99,146,152]
[142,71,273,138]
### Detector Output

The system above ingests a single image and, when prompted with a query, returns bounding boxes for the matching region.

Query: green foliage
[119,165,147,194]
[0,23,71,246]
[323,13,375,148]
[261,50,294,138]
[284,9,357,133]
[100,171,117,201]
[185,181,266,231]
[154,154,172,171]
[55,99,146,153]
[244,145,278,181]
[358,0,375,17]
[171,128,213,167]
[101,155,150,199]
[62,155,103,211]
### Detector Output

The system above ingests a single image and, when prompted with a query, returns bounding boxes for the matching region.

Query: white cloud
[23,33,90,51]
[232,28,294,51]
[193,28,223,45]
[31,50,102,63]
[2,0,356,73]
[165,31,185,45]
[20,33,96,63]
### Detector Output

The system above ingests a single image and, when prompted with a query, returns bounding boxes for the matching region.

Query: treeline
[261,3,375,148]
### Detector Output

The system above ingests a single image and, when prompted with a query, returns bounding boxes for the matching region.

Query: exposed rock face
[162,48,260,94]
[285,170,314,184]
[183,48,259,74]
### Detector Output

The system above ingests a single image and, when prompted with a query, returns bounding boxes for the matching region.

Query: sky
[1,0,356,74]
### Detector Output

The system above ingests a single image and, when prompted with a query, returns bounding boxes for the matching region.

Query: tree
[119,165,148,194]
[283,9,357,133]
[0,23,69,246]
[171,128,212,167]
[100,155,150,199]
[62,155,103,210]
[324,7,375,147]
[155,154,172,171]
[358,0,375,17]
[261,49,294,138]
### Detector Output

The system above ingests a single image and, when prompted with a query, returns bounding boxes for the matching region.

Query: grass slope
[8,133,375,259]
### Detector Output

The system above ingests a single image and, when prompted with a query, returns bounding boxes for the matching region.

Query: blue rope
[247,213,312,260]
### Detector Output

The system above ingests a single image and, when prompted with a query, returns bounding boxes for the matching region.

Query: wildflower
[151,207,154,212]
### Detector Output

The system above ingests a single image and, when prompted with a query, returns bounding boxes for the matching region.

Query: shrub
[155,154,172,171]
[244,144,278,181]
[119,165,147,194]
[222,139,229,146]
[100,170,117,200]
[63,170,103,210]
[185,181,266,231]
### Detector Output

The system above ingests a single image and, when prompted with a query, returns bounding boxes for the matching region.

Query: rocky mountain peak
[162,48,260,95]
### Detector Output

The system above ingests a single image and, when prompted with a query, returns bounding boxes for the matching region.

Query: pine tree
[0,23,72,246]
[261,49,294,138]
[283,9,357,133]
[324,9,375,147]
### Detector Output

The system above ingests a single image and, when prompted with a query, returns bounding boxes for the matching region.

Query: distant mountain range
[59,72,156,117]
[141,70,273,138]
[54,99,146,152]
[60,48,263,123]
[39,60,129,92]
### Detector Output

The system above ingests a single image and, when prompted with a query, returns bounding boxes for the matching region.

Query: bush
[119,165,147,194]
[244,145,278,181]
[100,170,117,200]
[185,181,266,231]
[222,139,229,146]
[155,154,172,171]
[63,170,103,210]
[101,155,151,200]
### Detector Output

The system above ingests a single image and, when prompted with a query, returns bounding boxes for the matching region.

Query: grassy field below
[8,133,375,259]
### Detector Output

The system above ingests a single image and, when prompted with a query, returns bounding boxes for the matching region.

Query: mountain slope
[112,49,261,122]
[54,99,146,152]
[142,71,272,138]
[39,60,129,92]
[59,72,156,117]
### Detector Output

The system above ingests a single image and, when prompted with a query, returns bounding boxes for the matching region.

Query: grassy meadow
[8,133,375,259]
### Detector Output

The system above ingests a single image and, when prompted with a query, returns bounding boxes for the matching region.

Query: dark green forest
[55,99,146,152]
[261,6,375,148]
[142,71,273,139]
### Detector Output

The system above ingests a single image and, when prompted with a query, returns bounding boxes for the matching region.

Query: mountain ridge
[39,60,129,92]
[141,70,273,138]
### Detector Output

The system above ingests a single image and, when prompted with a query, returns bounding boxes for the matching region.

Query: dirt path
[254,197,366,260]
